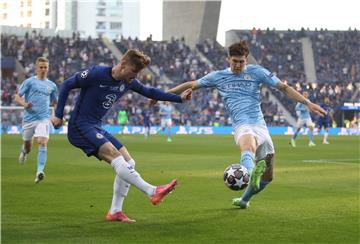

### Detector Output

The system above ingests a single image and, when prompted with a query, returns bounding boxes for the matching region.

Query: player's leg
[290,121,302,147]
[323,124,330,144]
[167,120,172,142]
[34,120,50,183]
[307,120,315,146]
[19,124,35,164]
[99,143,177,205]
[107,145,136,222]
[233,126,274,208]
[234,126,266,190]
[234,153,274,208]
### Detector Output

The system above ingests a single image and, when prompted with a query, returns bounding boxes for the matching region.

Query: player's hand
[307,102,327,117]
[25,102,32,109]
[149,99,158,107]
[51,116,63,129]
[180,89,192,102]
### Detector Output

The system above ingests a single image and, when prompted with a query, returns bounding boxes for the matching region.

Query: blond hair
[122,49,151,72]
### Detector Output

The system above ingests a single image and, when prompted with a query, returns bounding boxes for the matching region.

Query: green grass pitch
[1,134,359,243]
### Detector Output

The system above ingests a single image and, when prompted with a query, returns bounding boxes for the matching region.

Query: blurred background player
[290,91,316,147]
[52,49,192,222]
[117,109,128,134]
[14,57,58,183]
[163,41,326,209]
[316,97,335,144]
[158,101,173,142]
[142,102,152,138]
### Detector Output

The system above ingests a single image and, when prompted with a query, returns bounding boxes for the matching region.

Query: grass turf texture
[1,134,359,243]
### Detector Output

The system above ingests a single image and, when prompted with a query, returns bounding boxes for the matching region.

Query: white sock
[111,156,155,196]
[324,132,328,142]
[110,159,135,213]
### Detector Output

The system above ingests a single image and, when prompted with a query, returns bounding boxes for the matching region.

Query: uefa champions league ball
[223,164,250,191]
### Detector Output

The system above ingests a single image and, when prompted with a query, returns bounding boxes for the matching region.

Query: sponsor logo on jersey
[96,133,104,139]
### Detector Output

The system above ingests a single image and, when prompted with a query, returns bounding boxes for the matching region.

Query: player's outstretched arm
[276,81,327,117]
[168,80,198,95]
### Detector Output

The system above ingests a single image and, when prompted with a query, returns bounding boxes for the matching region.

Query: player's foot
[34,171,45,184]
[19,151,27,164]
[167,137,172,142]
[150,179,177,205]
[290,138,296,147]
[322,140,330,144]
[250,160,266,191]
[308,141,316,147]
[106,211,136,223]
[232,197,249,209]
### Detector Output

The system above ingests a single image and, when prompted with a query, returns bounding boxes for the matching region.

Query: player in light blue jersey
[290,91,316,147]
[166,41,326,209]
[14,57,58,183]
[158,101,173,142]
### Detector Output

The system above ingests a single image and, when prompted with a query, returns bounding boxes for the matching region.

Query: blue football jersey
[159,104,172,120]
[295,102,311,120]
[56,65,182,126]
[18,76,58,123]
[197,65,280,128]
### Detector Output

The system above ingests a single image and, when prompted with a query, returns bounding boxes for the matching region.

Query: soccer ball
[223,164,250,191]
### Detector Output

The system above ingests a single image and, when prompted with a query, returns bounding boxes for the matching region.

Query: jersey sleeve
[197,71,219,88]
[130,79,182,103]
[50,83,58,103]
[257,67,280,87]
[18,78,31,97]
[72,66,98,88]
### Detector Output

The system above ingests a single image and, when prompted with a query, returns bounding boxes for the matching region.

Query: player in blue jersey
[316,97,334,144]
[158,101,173,142]
[142,102,152,138]
[51,49,192,223]
[14,57,58,183]
[290,91,316,147]
[164,41,326,209]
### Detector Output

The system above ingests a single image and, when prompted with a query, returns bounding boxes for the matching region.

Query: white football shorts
[22,119,51,141]
[161,118,172,128]
[234,124,275,161]
[296,118,313,128]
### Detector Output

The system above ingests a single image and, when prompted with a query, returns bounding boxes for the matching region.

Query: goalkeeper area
[2,134,359,243]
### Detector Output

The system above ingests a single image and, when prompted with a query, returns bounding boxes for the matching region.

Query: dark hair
[228,40,249,57]
[122,49,151,72]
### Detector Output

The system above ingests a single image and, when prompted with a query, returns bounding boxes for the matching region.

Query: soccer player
[117,109,128,134]
[316,97,334,144]
[158,101,173,142]
[290,91,316,147]
[14,57,58,183]
[164,41,326,209]
[51,49,192,222]
[142,102,152,138]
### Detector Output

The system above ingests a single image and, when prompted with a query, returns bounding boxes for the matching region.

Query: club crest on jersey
[244,74,252,80]
[96,133,104,139]
[81,70,89,78]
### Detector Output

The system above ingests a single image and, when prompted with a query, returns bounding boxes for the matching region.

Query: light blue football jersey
[159,104,172,120]
[295,102,311,120]
[197,65,280,128]
[18,76,58,123]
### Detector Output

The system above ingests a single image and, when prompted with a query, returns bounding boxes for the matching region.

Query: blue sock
[308,130,313,142]
[292,131,298,140]
[37,146,47,172]
[240,151,255,174]
[167,129,171,139]
[241,180,270,202]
